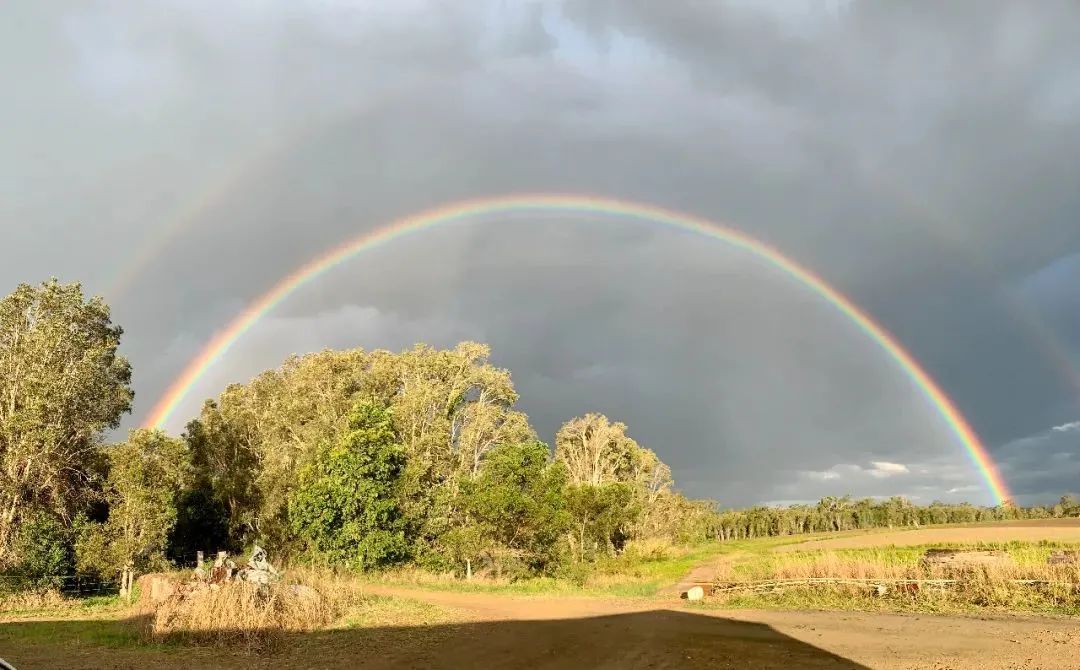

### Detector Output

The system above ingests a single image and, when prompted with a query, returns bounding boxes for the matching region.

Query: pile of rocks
[138,546,283,608]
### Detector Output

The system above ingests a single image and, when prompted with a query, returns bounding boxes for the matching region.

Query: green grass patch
[0,617,151,649]
[366,540,753,598]
[342,594,460,628]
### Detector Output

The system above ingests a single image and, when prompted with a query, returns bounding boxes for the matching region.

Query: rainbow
[144,193,1011,503]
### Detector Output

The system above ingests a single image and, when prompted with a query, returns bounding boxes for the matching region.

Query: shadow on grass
[0,608,870,669]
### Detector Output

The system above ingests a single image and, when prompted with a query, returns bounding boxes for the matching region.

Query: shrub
[10,512,73,589]
[288,401,409,570]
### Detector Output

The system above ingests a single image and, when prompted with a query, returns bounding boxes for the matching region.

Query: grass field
[774,518,1080,552]
[707,519,1080,615]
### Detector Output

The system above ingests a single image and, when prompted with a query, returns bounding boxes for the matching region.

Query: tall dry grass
[0,588,68,613]
[147,570,366,651]
[714,548,1080,613]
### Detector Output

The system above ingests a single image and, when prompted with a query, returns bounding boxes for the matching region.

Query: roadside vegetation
[705,535,1080,615]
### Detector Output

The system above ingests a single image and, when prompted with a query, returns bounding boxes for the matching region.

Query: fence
[710,576,1079,594]
[0,574,119,597]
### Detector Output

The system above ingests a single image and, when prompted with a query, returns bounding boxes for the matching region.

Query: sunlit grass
[708,539,1080,615]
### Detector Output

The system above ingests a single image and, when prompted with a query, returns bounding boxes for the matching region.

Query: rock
[288,584,322,602]
[684,586,705,601]
[136,573,180,606]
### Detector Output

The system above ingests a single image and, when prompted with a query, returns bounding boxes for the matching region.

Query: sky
[3,0,1079,507]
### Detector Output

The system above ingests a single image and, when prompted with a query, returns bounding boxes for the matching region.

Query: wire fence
[710,576,1080,594]
[1,548,241,600]
[0,574,119,597]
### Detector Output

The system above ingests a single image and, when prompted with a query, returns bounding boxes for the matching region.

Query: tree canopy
[0,279,132,565]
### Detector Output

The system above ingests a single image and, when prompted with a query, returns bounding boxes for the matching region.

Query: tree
[186,342,535,553]
[11,511,73,588]
[564,483,640,561]
[554,414,640,486]
[0,279,133,565]
[287,401,408,569]
[179,403,259,550]
[76,430,191,577]
[460,442,569,576]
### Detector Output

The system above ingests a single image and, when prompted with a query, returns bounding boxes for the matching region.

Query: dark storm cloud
[996,421,1080,506]
[5,1,1078,505]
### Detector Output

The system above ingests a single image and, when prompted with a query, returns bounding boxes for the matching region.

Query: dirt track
[3,587,1079,669]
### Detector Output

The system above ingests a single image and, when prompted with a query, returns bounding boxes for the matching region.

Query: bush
[10,512,73,589]
[287,401,409,569]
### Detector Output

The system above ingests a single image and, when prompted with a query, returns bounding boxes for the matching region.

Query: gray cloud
[995,421,1080,505]
[4,0,1079,505]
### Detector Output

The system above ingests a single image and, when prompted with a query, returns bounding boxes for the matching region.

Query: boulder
[136,573,180,606]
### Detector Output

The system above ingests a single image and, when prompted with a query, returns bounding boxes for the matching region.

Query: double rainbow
[144,193,1011,503]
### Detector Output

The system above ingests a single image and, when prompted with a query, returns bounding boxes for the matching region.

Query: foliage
[456,442,570,576]
[168,484,231,563]
[76,430,191,577]
[288,401,408,569]
[182,401,261,549]
[565,483,641,562]
[10,511,73,588]
[554,413,641,486]
[0,279,133,566]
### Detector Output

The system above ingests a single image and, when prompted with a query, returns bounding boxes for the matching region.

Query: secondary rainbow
[144,193,1011,503]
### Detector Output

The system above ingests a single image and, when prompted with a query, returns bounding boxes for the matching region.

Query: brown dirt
[775,518,1080,552]
[3,586,1079,669]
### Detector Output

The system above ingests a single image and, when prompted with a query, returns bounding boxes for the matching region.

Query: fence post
[196,550,204,569]
[122,562,134,603]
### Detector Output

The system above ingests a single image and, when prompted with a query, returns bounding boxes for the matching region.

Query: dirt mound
[921,548,1013,568]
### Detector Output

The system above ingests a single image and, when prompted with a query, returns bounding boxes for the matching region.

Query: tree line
[1,280,1075,586]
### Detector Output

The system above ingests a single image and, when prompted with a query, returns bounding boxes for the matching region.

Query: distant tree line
[709,494,1079,542]
[0,280,1076,586]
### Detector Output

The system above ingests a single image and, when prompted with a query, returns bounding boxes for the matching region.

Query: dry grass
[147,570,366,651]
[714,544,1080,613]
[0,589,69,614]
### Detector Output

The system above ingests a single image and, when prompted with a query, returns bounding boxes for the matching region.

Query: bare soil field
[775,518,1080,552]
[3,586,1079,669]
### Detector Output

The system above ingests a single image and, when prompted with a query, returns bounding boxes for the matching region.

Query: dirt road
[3,587,1078,669]
[350,586,1080,670]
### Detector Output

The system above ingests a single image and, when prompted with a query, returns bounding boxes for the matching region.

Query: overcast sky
[4,1,1079,507]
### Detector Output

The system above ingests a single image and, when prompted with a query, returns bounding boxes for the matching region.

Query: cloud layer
[4,1,1079,505]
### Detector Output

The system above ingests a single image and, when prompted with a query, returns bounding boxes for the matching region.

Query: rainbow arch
[143,193,1011,503]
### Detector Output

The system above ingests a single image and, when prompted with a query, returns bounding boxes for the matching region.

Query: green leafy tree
[11,511,73,588]
[460,442,569,576]
[171,408,254,555]
[0,279,133,565]
[76,430,191,576]
[288,401,408,569]
[565,483,640,562]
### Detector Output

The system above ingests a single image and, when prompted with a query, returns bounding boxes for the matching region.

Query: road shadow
[0,608,870,669]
